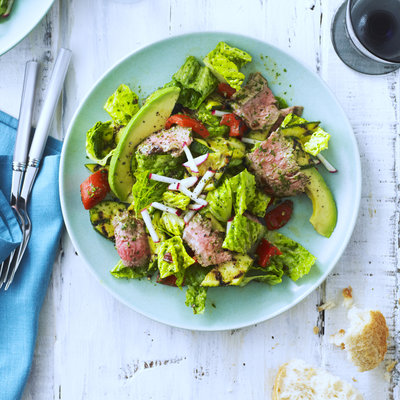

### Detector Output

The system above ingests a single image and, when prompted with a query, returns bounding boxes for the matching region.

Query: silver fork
[2,48,72,290]
[0,60,38,288]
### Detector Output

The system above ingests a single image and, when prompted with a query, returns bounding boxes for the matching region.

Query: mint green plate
[60,32,361,331]
[0,0,55,56]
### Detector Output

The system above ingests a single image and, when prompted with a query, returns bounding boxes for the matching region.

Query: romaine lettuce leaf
[131,170,168,215]
[104,84,139,124]
[166,56,218,109]
[281,113,331,156]
[303,127,331,156]
[206,180,232,222]
[203,42,252,91]
[264,231,316,281]
[159,212,185,237]
[240,264,284,286]
[86,121,119,166]
[228,169,256,215]
[197,104,229,137]
[162,191,190,210]
[110,259,156,279]
[222,214,264,253]
[248,190,271,217]
[158,236,195,286]
[135,152,185,177]
[184,264,211,314]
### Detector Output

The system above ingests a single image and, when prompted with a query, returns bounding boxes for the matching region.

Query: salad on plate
[79,42,337,314]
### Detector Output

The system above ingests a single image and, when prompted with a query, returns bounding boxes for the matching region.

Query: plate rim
[0,0,56,56]
[59,31,362,331]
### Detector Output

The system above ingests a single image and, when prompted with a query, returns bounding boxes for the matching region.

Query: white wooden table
[0,0,398,398]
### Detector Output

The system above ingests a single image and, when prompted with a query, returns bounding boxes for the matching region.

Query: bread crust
[347,310,389,372]
[272,363,288,400]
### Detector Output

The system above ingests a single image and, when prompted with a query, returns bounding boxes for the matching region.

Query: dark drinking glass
[331,0,400,74]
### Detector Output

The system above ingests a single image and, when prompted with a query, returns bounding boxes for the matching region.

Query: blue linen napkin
[0,111,63,400]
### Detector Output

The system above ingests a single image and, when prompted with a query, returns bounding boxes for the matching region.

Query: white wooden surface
[0,0,398,398]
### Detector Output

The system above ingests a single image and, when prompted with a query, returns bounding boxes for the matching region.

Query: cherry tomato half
[80,169,110,210]
[256,238,282,267]
[264,199,293,230]
[165,114,209,138]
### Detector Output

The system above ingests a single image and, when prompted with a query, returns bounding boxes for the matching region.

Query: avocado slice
[201,254,253,287]
[303,168,337,238]
[108,86,180,201]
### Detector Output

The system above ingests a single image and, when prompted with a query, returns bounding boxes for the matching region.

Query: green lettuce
[222,214,264,253]
[131,170,168,215]
[135,153,185,177]
[203,42,252,91]
[104,84,139,124]
[228,169,256,215]
[162,191,190,210]
[86,121,120,166]
[159,212,185,237]
[248,190,271,217]
[110,259,156,279]
[158,236,195,286]
[197,104,229,137]
[240,264,284,286]
[0,0,9,15]
[281,113,330,156]
[166,56,218,109]
[184,264,211,314]
[206,180,232,222]
[264,231,316,281]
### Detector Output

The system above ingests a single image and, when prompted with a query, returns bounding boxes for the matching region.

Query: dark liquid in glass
[351,0,400,62]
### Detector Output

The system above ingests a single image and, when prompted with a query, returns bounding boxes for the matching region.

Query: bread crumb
[352,377,357,382]
[313,326,319,335]
[330,329,346,349]
[386,360,396,373]
[342,286,354,309]
[318,301,336,312]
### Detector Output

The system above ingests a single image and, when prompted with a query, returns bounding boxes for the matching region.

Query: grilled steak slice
[247,131,309,197]
[113,211,150,267]
[183,214,232,267]
[137,125,192,157]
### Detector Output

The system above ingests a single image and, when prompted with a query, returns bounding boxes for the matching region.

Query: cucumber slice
[89,201,127,241]
[280,121,320,138]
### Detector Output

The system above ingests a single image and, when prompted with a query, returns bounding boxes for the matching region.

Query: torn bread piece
[330,308,389,372]
[272,359,364,400]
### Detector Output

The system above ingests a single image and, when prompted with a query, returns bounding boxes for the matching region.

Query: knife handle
[13,60,38,169]
[27,48,71,166]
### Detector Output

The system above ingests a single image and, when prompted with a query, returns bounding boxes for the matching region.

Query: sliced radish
[184,210,197,224]
[183,143,199,173]
[188,203,205,211]
[141,208,159,243]
[179,185,208,206]
[316,153,337,173]
[241,137,262,145]
[182,153,209,169]
[212,110,230,117]
[180,176,198,188]
[151,202,181,216]
[192,170,215,197]
[168,182,180,191]
[149,173,179,185]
